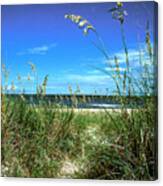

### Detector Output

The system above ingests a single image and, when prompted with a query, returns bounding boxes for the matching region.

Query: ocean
[5,94,145,109]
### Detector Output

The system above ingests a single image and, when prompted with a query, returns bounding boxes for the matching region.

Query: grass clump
[1,94,157,179]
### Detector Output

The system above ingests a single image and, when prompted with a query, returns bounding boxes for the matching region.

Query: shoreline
[62,108,136,113]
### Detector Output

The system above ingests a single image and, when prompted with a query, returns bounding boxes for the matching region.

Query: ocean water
[6,94,144,109]
[87,103,122,109]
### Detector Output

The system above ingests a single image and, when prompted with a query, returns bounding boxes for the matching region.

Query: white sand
[71,108,135,113]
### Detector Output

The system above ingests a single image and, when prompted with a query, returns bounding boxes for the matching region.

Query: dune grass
[1,94,157,180]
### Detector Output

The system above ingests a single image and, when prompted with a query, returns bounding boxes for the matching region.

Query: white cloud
[86,67,126,75]
[7,84,18,90]
[67,74,111,85]
[105,67,126,72]
[86,69,102,75]
[17,43,57,55]
[80,57,105,67]
[21,76,35,81]
[28,46,49,55]
[104,47,153,69]
[80,46,154,72]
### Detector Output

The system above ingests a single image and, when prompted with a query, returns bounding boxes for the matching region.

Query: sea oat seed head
[117,2,123,7]
[78,19,88,28]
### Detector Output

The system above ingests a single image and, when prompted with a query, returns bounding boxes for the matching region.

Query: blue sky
[1,1,156,95]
